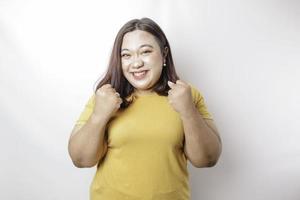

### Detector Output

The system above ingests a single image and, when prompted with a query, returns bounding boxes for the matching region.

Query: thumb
[168,81,175,88]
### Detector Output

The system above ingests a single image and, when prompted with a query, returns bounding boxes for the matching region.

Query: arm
[181,107,222,168]
[68,114,109,168]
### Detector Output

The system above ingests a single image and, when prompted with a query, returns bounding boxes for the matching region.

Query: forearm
[68,114,109,168]
[180,106,221,167]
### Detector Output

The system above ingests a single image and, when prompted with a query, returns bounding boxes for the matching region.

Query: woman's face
[121,30,164,94]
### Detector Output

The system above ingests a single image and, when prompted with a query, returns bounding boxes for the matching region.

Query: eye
[142,50,152,54]
[121,54,130,58]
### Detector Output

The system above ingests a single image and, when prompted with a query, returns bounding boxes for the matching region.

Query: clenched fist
[93,84,123,120]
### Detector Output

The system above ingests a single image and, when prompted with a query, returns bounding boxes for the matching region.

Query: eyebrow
[121,44,154,52]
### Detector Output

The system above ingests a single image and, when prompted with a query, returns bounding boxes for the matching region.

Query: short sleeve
[189,83,214,120]
[74,94,96,126]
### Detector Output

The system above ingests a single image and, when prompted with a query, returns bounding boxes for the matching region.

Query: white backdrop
[1,0,299,199]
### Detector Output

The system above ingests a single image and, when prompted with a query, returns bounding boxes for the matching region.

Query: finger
[106,87,116,93]
[118,98,123,104]
[102,84,112,88]
[167,81,175,88]
[176,80,187,86]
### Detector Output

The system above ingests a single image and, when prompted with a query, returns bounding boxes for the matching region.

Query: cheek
[148,54,162,64]
[121,66,129,77]
[121,60,131,70]
[121,60,128,66]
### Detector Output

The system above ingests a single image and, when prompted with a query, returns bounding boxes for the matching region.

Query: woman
[68,17,222,200]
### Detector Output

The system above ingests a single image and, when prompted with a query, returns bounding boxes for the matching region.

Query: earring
[163,62,166,67]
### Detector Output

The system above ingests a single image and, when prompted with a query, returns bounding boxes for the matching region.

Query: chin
[128,79,153,89]
[133,84,152,90]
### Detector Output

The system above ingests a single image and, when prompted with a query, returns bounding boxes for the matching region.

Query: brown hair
[94,17,180,109]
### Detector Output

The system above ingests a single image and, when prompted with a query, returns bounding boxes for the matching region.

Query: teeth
[133,71,147,77]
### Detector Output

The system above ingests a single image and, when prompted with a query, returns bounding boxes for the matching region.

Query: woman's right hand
[93,84,123,120]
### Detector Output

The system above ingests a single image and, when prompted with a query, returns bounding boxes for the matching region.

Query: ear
[163,46,168,58]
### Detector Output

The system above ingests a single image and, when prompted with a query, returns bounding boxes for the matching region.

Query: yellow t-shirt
[74,83,213,200]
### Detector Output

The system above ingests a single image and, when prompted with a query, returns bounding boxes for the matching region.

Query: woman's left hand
[167,80,195,117]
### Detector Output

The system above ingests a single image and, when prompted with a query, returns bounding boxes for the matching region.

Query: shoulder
[85,93,96,108]
[187,82,204,103]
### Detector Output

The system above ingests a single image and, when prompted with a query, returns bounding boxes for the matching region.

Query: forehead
[121,30,159,49]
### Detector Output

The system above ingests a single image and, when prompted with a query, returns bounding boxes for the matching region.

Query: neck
[134,89,154,96]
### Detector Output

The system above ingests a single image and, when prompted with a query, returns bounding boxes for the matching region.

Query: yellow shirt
[75,83,213,200]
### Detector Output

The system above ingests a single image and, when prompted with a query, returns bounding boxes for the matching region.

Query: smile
[131,70,149,80]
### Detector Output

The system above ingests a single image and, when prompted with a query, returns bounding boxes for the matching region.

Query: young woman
[68,17,222,200]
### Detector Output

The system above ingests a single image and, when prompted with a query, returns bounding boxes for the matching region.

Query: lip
[131,70,149,73]
[131,70,149,80]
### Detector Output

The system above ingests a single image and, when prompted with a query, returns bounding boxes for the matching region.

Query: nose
[132,57,144,68]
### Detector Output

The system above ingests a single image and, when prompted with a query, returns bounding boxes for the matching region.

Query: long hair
[94,17,180,109]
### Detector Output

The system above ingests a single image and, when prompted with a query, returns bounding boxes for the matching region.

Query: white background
[1,0,299,199]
